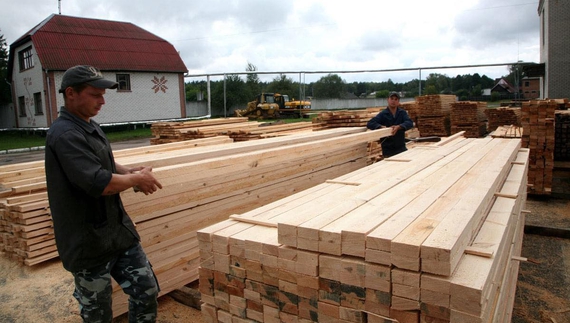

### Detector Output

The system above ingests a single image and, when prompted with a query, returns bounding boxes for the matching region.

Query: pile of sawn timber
[484,107,522,133]
[150,117,314,144]
[198,134,529,323]
[415,95,456,137]
[312,108,381,129]
[521,100,556,195]
[450,101,487,138]
[0,127,393,317]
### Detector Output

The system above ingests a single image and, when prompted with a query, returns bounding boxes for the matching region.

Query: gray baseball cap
[59,65,118,93]
[389,91,400,99]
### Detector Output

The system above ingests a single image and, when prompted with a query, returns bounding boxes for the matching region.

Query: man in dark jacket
[45,65,163,322]
[367,91,414,157]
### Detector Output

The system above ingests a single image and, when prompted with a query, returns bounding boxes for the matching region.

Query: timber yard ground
[0,138,569,323]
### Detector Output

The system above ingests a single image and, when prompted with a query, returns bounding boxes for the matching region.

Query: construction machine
[234,93,312,119]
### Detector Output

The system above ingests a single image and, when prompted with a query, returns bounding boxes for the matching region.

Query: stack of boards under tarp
[415,95,456,137]
[521,100,556,195]
[198,134,529,323]
[450,101,487,138]
[0,127,393,317]
[150,117,314,144]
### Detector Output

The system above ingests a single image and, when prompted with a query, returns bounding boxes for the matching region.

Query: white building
[6,14,188,128]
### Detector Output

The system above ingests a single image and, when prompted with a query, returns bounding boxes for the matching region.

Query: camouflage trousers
[71,243,160,323]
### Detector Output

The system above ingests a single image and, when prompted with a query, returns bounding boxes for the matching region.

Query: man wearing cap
[45,65,162,322]
[367,91,414,158]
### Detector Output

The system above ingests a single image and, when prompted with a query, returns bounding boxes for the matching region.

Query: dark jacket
[367,107,414,157]
[45,108,139,272]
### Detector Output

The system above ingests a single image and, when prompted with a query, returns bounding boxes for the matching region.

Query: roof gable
[12,14,187,73]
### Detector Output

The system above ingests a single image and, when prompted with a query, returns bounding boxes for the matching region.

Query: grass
[0,127,153,151]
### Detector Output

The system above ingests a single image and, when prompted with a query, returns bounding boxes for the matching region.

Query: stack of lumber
[491,125,523,138]
[401,101,419,125]
[0,127,393,317]
[521,100,556,195]
[450,101,487,138]
[312,108,381,129]
[485,107,522,132]
[415,95,456,137]
[0,136,235,264]
[227,122,314,141]
[150,117,253,144]
[198,134,529,323]
[555,110,570,161]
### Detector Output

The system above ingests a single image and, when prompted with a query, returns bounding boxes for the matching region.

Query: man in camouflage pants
[45,65,163,322]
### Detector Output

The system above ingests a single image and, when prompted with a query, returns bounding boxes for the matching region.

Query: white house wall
[54,71,183,125]
[12,42,50,128]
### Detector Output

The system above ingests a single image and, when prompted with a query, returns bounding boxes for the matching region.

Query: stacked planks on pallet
[312,109,382,129]
[415,95,456,137]
[150,117,252,144]
[198,134,529,323]
[554,110,570,161]
[484,107,522,133]
[227,122,314,141]
[490,125,523,139]
[401,101,419,126]
[0,127,393,317]
[521,100,556,195]
[450,101,488,138]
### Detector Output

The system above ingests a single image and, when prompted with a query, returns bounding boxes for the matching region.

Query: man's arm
[103,164,162,196]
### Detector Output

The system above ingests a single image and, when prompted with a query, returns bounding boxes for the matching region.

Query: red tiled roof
[17,14,187,73]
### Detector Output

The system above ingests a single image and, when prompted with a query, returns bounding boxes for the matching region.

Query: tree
[0,32,10,104]
[211,74,249,116]
[185,81,207,101]
[312,74,345,99]
[245,62,260,99]
[266,74,296,97]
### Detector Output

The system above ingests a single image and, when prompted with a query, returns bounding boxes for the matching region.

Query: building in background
[6,14,188,128]
[537,0,570,99]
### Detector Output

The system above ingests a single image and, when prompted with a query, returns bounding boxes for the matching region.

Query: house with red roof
[6,14,188,128]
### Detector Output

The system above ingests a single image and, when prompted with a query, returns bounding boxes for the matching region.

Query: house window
[18,46,34,71]
[524,81,530,87]
[34,92,43,115]
[18,96,26,117]
[116,74,131,91]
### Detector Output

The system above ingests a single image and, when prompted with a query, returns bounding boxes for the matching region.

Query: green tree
[245,62,260,99]
[266,74,296,96]
[312,74,345,99]
[211,74,249,116]
[185,81,207,101]
[0,32,11,104]
[375,90,390,98]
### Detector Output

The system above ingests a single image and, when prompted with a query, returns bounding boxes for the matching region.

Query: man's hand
[390,125,402,136]
[133,166,163,195]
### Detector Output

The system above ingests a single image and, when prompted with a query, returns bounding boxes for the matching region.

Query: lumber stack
[555,110,570,161]
[521,100,556,195]
[484,107,522,132]
[227,122,314,141]
[198,135,529,323]
[491,125,523,138]
[401,101,419,125]
[415,95,456,137]
[0,136,235,264]
[450,101,487,138]
[0,127,393,318]
[312,108,381,129]
[150,117,253,144]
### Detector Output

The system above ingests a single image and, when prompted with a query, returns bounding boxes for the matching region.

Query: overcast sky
[1,0,540,84]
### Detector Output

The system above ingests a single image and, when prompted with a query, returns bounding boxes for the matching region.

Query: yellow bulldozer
[234,93,312,119]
